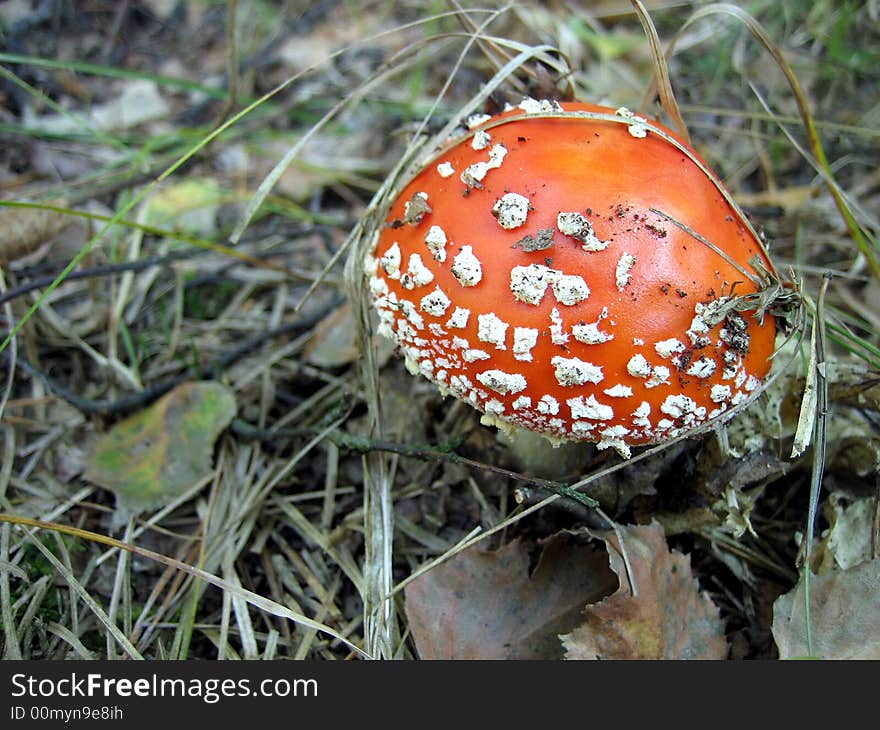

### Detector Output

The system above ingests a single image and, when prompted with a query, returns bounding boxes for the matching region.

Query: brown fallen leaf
[561,522,728,660]
[404,532,618,659]
[771,557,880,659]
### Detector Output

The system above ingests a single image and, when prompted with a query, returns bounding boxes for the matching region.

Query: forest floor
[1,0,878,660]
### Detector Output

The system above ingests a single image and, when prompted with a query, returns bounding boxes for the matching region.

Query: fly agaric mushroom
[365,99,780,459]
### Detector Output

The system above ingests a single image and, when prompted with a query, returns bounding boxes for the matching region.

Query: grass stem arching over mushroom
[365,99,791,459]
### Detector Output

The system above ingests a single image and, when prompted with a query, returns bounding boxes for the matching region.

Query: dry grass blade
[344,214,396,658]
[0,514,370,659]
[802,274,833,657]
[791,305,819,460]
[272,497,364,595]
[106,518,135,659]
[23,530,143,659]
[0,273,16,425]
[224,562,260,660]
[631,0,690,143]
[46,622,97,660]
[1,523,23,659]
[649,207,762,287]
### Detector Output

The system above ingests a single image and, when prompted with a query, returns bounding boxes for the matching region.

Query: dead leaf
[772,558,880,659]
[823,493,877,571]
[84,381,236,516]
[24,79,170,134]
[404,533,617,659]
[0,203,71,264]
[562,522,728,659]
[143,178,222,236]
[304,303,360,368]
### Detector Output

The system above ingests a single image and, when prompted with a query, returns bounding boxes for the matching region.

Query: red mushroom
[365,99,780,458]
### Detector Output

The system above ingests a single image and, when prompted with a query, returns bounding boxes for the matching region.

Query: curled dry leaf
[772,558,880,659]
[562,521,728,659]
[404,532,618,659]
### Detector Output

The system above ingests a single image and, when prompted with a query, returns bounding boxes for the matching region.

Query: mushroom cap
[365,100,778,458]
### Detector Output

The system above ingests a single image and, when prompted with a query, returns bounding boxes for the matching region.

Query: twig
[0,245,204,307]
[231,417,599,509]
[332,430,599,509]
[3,295,344,416]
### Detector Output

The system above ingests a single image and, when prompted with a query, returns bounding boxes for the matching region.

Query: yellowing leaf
[143,178,222,235]
[562,522,728,659]
[84,381,236,515]
[404,533,617,659]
